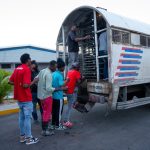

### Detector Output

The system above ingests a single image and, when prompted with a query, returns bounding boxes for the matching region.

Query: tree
[0,69,12,103]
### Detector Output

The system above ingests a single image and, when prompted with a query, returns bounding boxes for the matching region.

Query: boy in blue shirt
[52,58,67,130]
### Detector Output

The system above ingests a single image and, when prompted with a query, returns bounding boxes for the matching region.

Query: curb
[0,99,68,116]
[0,108,19,116]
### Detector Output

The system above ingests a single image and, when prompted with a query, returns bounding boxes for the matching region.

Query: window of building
[1,64,11,69]
[15,64,21,68]
[140,35,147,47]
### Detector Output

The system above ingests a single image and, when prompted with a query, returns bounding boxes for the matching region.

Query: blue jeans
[18,102,33,138]
[64,93,76,122]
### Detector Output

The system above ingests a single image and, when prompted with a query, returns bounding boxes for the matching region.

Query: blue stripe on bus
[121,61,141,64]
[120,67,139,71]
[124,49,143,53]
[118,73,138,77]
[122,55,142,59]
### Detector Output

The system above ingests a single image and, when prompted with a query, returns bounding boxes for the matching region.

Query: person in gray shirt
[32,60,66,136]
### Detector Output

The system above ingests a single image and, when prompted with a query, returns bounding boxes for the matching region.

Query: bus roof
[97,7,150,35]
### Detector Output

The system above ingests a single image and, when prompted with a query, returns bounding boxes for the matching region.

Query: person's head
[72,62,80,71]
[20,53,31,66]
[71,25,78,32]
[31,60,39,72]
[49,60,57,72]
[57,58,65,72]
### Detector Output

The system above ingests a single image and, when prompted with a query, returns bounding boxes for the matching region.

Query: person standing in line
[36,60,57,136]
[30,60,43,124]
[51,58,67,130]
[9,53,39,145]
[63,62,82,128]
[67,25,90,69]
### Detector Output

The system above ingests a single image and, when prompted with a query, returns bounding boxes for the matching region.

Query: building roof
[0,45,59,63]
[0,45,56,53]
[96,6,150,35]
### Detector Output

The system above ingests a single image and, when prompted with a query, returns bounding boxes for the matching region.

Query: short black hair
[20,53,31,64]
[31,60,39,72]
[49,60,57,67]
[57,58,65,69]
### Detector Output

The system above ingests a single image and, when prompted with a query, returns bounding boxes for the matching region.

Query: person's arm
[30,75,39,87]
[76,72,86,86]
[45,73,55,92]
[8,80,14,85]
[64,78,70,85]
[54,75,68,91]
[70,32,90,42]
[75,35,90,42]
[8,71,15,85]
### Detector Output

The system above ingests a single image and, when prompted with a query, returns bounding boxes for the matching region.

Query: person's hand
[84,35,91,40]
[65,78,70,84]
[40,100,44,105]
[61,86,68,91]
[82,76,86,80]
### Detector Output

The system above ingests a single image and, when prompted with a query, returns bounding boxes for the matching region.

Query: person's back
[37,68,54,100]
[52,70,64,100]
[67,31,79,52]
[10,64,32,102]
[66,69,81,94]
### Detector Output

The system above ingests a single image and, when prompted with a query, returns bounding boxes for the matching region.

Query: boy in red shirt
[9,53,39,145]
[63,62,81,127]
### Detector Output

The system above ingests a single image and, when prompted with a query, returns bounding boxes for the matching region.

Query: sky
[0,0,150,49]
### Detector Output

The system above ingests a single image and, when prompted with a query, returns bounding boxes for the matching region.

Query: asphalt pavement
[1,104,150,150]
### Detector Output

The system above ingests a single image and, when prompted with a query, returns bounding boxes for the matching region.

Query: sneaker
[63,121,73,128]
[48,125,55,130]
[55,125,67,130]
[26,137,39,145]
[20,135,26,143]
[41,130,54,136]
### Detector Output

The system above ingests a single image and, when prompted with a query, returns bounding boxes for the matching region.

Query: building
[0,45,60,71]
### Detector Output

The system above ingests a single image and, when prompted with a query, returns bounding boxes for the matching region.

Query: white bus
[56,6,150,111]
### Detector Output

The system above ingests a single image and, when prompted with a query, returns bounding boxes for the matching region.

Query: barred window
[122,32,130,44]
[140,35,147,46]
[112,30,121,43]
[148,37,150,47]
[112,30,130,44]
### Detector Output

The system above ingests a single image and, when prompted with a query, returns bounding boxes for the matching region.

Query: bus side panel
[111,44,150,86]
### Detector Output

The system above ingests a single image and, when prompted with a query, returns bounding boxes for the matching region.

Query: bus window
[148,37,150,47]
[112,30,122,43]
[122,32,130,44]
[140,35,147,47]
[131,33,140,46]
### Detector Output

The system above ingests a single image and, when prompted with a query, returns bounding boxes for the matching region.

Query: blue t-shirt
[52,70,64,100]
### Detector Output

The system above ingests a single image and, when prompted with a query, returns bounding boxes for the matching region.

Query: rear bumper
[117,97,150,110]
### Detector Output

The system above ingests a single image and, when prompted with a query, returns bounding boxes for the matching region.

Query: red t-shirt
[9,64,32,102]
[66,70,81,94]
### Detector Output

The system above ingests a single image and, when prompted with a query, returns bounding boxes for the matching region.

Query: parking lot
[1,104,150,150]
